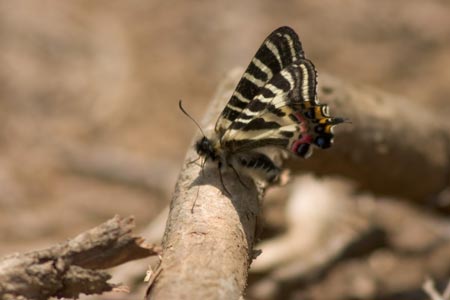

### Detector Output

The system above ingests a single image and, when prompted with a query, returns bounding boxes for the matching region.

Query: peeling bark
[0,216,160,300]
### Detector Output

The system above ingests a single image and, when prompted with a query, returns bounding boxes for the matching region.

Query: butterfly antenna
[179,100,206,137]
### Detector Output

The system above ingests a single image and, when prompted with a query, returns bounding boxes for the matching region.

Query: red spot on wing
[291,135,313,153]
[290,112,313,154]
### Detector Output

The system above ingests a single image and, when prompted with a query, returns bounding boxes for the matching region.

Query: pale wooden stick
[146,69,264,299]
[147,65,450,298]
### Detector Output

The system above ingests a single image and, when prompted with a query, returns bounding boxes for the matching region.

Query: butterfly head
[195,136,217,160]
[178,100,218,160]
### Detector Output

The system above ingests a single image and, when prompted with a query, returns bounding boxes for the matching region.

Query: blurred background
[1,1,449,299]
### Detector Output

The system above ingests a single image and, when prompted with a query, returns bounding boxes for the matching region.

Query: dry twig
[282,199,450,300]
[146,69,265,299]
[423,277,450,300]
[295,73,450,211]
[146,67,450,299]
[0,215,160,300]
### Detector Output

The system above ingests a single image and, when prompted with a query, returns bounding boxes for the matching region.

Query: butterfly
[189,26,344,187]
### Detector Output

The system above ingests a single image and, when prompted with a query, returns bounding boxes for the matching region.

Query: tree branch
[146,69,264,299]
[295,74,450,210]
[0,215,160,300]
[146,66,450,298]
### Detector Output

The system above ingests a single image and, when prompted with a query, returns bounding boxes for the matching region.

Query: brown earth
[0,1,449,299]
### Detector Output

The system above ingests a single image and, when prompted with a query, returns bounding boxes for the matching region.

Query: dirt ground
[0,1,449,299]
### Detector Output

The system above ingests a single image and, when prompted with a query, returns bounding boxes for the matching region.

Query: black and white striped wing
[215,27,304,135]
[221,61,343,158]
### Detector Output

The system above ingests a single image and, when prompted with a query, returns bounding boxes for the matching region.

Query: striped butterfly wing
[215,26,304,135]
[221,61,343,158]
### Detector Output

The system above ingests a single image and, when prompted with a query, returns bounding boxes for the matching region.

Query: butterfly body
[195,135,281,183]
[194,26,344,184]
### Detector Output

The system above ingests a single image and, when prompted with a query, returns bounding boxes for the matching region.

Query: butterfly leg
[228,163,249,189]
[218,160,231,196]
[187,155,202,166]
[190,186,200,214]
[200,157,208,177]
